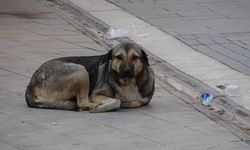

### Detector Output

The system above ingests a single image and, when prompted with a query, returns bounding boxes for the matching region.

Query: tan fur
[112,47,144,79]
[128,48,144,76]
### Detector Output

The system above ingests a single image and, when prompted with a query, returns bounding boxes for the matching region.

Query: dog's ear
[141,49,149,66]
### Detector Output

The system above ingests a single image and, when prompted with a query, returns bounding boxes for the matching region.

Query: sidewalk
[63,0,250,131]
[108,0,250,75]
[0,0,250,149]
[67,0,250,111]
[104,0,250,110]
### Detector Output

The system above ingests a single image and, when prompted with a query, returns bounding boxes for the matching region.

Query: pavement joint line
[140,112,205,134]
[0,87,24,97]
[53,0,250,138]
[80,114,167,147]
[193,44,250,68]
[0,66,30,78]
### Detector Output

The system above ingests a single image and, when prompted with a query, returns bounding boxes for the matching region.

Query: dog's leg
[74,75,97,111]
[89,95,121,113]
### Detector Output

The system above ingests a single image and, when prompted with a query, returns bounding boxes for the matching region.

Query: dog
[25,42,155,112]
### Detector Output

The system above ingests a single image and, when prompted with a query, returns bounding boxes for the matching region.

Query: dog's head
[110,42,149,84]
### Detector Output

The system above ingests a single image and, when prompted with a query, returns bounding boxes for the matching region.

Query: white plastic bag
[105,25,149,46]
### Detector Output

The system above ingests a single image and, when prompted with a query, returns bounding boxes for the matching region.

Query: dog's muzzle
[120,63,134,79]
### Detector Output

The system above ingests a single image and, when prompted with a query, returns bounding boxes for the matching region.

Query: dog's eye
[132,55,139,60]
[115,55,123,60]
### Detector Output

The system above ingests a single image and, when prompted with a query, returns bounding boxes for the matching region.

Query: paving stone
[0,16,34,25]
[196,36,215,45]
[210,36,231,44]
[0,54,41,77]
[242,60,250,68]
[207,44,250,62]
[239,39,250,45]
[191,45,226,61]
[26,27,79,36]
[51,48,104,56]
[223,32,250,40]
[175,9,215,17]
[48,35,94,43]
[0,26,31,34]
[178,34,197,39]
[0,39,22,50]
[179,38,201,46]
[76,42,107,52]
[0,48,65,63]
[191,44,250,75]
[224,7,250,18]
[221,43,250,59]
[18,144,96,150]
[0,142,19,150]
[124,5,170,19]
[21,39,83,49]
[66,129,169,150]
[164,25,212,35]
[32,18,71,25]
[0,73,29,96]
[0,32,52,42]
[232,40,250,50]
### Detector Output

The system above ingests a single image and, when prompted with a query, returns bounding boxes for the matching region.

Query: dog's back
[25,51,112,110]
[51,51,112,95]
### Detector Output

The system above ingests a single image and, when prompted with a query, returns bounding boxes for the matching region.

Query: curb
[51,0,250,139]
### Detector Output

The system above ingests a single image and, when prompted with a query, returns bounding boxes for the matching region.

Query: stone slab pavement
[0,0,250,150]
[108,0,250,76]
[67,0,250,112]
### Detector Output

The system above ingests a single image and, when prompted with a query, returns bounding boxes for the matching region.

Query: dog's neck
[119,78,137,86]
[109,64,149,87]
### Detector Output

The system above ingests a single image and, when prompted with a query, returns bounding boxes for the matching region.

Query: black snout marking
[121,63,134,78]
[123,63,131,74]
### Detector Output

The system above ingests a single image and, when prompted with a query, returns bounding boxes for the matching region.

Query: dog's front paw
[89,99,121,113]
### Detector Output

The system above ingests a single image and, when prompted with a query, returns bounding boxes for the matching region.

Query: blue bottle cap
[200,93,213,105]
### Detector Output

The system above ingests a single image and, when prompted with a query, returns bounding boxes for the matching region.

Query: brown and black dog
[25,42,155,112]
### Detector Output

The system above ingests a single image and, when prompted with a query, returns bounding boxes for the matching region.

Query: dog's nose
[122,63,133,78]
[123,63,131,73]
